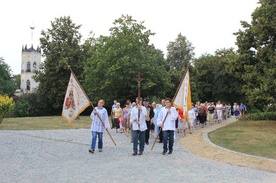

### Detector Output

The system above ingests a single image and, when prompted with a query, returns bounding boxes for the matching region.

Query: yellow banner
[172,69,192,122]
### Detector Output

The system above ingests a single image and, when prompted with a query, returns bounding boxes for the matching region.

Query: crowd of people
[88,98,247,156]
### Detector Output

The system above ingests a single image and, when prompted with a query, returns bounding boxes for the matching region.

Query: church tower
[20,26,41,93]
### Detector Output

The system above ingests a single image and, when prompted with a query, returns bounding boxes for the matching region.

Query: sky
[0,0,259,75]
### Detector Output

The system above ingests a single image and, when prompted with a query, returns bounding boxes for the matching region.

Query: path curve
[179,117,276,173]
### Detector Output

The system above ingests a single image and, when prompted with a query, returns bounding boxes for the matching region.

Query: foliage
[0,57,18,96]
[34,16,84,115]
[13,93,46,117]
[193,49,243,103]
[84,15,172,106]
[234,0,276,110]
[246,112,276,121]
[0,94,15,123]
[166,33,195,97]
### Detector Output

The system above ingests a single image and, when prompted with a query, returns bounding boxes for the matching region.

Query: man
[143,98,154,145]
[89,99,110,154]
[157,98,178,155]
[130,97,147,156]
[156,99,165,143]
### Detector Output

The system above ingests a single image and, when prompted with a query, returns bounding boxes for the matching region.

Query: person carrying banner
[89,99,110,154]
[157,98,178,155]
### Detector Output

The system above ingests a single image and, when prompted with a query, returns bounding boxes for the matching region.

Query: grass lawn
[208,120,276,159]
[0,116,92,130]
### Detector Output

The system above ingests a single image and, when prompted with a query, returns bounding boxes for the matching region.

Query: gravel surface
[1,125,276,183]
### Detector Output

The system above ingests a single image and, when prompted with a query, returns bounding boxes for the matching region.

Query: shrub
[246,112,276,121]
[0,94,15,123]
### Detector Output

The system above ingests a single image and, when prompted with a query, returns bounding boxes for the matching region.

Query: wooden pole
[151,111,169,150]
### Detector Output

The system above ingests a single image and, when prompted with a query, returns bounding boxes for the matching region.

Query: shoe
[138,152,143,155]
[145,142,149,145]
[132,152,137,156]
[168,151,172,154]
[162,151,166,155]
[89,149,94,154]
[99,149,102,152]
[159,141,163,143]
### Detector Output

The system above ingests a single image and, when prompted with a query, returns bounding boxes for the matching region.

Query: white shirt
[90,107,110,132]
[188,109,196,119]
[157,107,178,131]
[130,106,147,131]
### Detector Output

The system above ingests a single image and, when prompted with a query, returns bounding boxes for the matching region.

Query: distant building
[20,44,41,93]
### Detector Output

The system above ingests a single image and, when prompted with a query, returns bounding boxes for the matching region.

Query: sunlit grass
[0,116,91,130]
[209,120,276,159]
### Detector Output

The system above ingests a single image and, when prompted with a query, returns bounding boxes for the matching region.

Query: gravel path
[1,124,275,183]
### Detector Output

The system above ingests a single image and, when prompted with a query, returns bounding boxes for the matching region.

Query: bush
[13,93,47,117]
[246,112,276,121]
[0,94,15,123]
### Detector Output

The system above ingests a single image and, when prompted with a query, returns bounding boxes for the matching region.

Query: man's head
[161,99,166,106]
[136,97,143,105]
[165,98,172,108]
[143,98,149,106]
[98,99,105,107]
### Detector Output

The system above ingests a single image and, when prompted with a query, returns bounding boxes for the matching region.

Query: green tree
[84,15,172,105]
[193,48,242,103]
[166,33,195,97]
[234,0,276,110]
[0,57,17,96]
[35,16,84,115]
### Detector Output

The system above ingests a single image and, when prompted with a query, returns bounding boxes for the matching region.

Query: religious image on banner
[62,73,90,125]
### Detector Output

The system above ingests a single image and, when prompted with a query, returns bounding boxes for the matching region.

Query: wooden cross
[133,72,144,98]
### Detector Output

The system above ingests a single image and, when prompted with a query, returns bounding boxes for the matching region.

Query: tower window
[27,80,30,91]
[33,62,37,70]
[27,62,31,72]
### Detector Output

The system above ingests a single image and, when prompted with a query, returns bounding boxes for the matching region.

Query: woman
[216,100,223,124]
[207,102,215,125]
[112,103,123,133]
[123,102,131,136]
[198,105,207,128]
[233,103,240,119]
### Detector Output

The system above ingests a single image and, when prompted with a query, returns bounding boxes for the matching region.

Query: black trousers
[145,121,151,143]
[159,127,163,142]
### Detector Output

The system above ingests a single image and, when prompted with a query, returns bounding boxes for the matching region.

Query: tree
[84,15,172,105]
[0,57,18,96]
[234,0,276,110]
[166,33,195,97]
[193,48,243,103]
[34,16,84,115]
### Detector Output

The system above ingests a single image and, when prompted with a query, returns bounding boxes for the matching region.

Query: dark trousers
[133,130,145,153]
[159,127,163,142]
[162,130,174,153]
[145,121,151,143]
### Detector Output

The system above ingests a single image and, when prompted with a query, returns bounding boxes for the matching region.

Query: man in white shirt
[89,99,110,154]
[157,98,178,155]
[130,97,147,156]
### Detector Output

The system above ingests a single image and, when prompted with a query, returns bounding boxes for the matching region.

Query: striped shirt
[90,107,110,132]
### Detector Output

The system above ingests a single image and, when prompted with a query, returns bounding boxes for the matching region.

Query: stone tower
[20,45,41,93]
